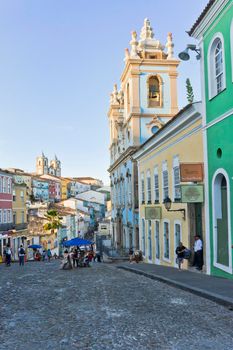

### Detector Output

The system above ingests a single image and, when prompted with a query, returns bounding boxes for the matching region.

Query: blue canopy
[28,244,42,249]
[62,237,92,247]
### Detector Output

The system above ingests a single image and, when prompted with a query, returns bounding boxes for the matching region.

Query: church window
[148,76,161,107]
[208,33,226,99]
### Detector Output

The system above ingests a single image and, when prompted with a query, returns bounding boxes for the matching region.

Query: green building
[190,0,233,278]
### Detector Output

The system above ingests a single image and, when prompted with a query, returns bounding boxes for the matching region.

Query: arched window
[215,40,223,93]
[148,76,162,107]
[208,34,226,99]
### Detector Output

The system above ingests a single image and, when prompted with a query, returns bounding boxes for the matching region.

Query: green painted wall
[204,1,233,123]
[203,1,233,278]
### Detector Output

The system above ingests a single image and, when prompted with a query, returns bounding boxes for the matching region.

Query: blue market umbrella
[62,237,92,247]
[28,244,42,249]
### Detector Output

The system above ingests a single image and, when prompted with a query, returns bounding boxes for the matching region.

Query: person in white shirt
[194,235,203,271]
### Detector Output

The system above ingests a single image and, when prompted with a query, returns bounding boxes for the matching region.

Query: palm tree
[43,210,62,234]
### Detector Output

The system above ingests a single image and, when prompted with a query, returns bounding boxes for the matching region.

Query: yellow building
[133,102,205,270]
[11,182,28,260]
[60,177,71,200]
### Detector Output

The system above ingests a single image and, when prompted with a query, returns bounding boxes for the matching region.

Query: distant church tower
[36,152,48,175]
[36,153,61,177]
[49,155,61,177]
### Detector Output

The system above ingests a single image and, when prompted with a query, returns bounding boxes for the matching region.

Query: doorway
[213,171,231,272]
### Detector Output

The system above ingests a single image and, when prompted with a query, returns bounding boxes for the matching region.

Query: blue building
[108,19,179,250]
[32,177,49,202]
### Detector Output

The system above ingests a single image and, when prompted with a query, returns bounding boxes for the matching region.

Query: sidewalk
[117,262,233,309]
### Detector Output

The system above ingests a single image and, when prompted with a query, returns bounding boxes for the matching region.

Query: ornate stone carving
[112,84,119,105]
[166,32,174,59]
[130,31,140,58]
[140,18,154,40]
[124,48,130,62]
[138,18,164,54]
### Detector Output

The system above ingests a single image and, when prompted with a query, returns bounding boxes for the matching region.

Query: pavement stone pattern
[0,261,233,350]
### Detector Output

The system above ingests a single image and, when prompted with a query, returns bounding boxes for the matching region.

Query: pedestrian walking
[18,245,26,266]
[193,235,203,271]
[175,242,186,270]
[5,244,12,266]
[47,249,52,262]
[72,248,78,268]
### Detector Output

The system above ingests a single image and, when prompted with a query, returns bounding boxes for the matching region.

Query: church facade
[36,153,61,177]
[108,19,179,250]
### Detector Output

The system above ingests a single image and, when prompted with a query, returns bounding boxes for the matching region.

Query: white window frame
[2,177,6,193]
[146,170,151,204]
[174,220,182,266]
[154,219,160,263]
[147,219,152,261]
[172,156,181,201]
[154,166,159,203]
[141,173,145,203]
[7,177,11,194]
[3,209,7,223]
[163,219,170,262]
[162,161,169,201]
[141,218,146,256]
[0,209,2,224]
[128,175,132,206]
[0,177,2,193]
[208,32,226,99]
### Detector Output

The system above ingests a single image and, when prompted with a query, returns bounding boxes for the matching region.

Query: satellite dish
[178,48,190,61]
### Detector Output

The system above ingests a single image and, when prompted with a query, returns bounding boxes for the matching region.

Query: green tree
[186,78,194,104]
[43,210,63,233]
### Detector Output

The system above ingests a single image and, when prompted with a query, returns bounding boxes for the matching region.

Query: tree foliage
[43,210,62,232]
[186,78,194,104]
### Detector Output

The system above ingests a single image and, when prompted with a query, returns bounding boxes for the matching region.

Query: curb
[117,265,233,309]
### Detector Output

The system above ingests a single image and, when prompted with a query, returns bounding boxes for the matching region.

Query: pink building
[0,169,13,254]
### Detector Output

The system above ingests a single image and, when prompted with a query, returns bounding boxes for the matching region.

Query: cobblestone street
[1,261,233,350]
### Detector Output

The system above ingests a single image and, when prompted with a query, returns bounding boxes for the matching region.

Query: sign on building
[181,185,204,203]
[145,206,161,220]
[180,163,204,182]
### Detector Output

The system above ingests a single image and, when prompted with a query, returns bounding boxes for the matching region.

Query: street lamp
[163,197,186,220]
[178,44,201,61]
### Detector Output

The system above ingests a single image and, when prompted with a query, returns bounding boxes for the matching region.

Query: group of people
[60,247,101,270]
[1,244,26,266]
[34,248,53,262]
[176,235,203,270]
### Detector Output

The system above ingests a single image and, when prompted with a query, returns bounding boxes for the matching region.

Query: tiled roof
[188,0,216,36]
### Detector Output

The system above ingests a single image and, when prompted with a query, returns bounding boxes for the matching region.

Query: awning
[62,237,92,247]
[28,244,42,249]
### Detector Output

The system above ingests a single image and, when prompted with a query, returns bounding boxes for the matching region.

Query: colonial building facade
[190,0,233,278]
[133,102,204,270]
[108,19,179,250]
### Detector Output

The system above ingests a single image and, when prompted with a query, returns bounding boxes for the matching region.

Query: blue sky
[0,0,208,184]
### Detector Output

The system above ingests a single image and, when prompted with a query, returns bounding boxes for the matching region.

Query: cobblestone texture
[0,261,233,350]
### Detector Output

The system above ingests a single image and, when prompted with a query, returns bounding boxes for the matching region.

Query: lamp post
[163,197,186,220]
